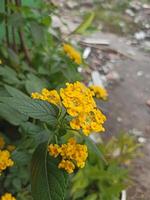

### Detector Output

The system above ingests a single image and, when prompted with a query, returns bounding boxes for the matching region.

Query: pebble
[125,9,135,17]
[130,1,142,11]
[145,24,150,29]
[77,67,83,73]
[137,71,144,77]
[117,117,123,123]
[51,15,62,28]
[134,31,146,40]
[146,99,150,107]
[143,4,150,9]
[129,128,143,137]
[91,71,107,87]
[138,137,146,143]
[106,71,120,83]
[83,47,91,59]
[90,134,103,144]
[143,41,150,51]
[112,148,121,157]
[101,63,113,74]
[66,1,78,8]
[121,190,127,200]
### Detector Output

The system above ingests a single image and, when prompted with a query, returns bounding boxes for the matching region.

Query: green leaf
[7,48,20,69]
[25,74,48,94]
[0,86,59,125]
[8,48,20,64]
[8,13,24,27]
[0,86,9,97]
[12,178,22,191]
[71,173,88,199]
[41,16,51,26]
[5,85,29,99]
[61,65,82,82]
[30,22,45,44]
[84,136,108,165]
[12,151,31,165]
[0,66,20,84]
[0,103,28,125]
[3,98,59,125]
[31,143,68,200]
[0,12,7,23]
[20,122,49,144]
[84,193,98,200]
[73,12,95,34]
[72,190,86,200]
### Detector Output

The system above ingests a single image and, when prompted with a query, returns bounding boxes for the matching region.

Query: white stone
[83,47,91,59]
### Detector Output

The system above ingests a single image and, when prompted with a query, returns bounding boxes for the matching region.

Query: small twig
[4,0,10,46]
[15,0,32,64]
[9,0,17,52]
[80,41,133,60]
[18,30,32,64]
[12,26,17,52]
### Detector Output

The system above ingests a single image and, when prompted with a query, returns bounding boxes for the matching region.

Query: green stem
[44,123,59,144]
[55,135,58,144]
[66,128,80,134]
[58,110,67,129]
[43,123,49,131]
[84,136,108,166]
[61,110,67,122]
[58,106,62,119]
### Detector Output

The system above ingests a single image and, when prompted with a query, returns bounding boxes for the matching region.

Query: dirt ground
[104,45,150,200]
[53,1,150,199]
[83,32,150,200]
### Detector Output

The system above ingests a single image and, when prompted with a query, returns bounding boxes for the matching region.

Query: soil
[54,1,150,199]
[83,32,150,200]
[104,47,150,200]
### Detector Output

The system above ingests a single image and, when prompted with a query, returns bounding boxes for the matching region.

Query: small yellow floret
[58,159,75,174]
[6,145,16,152]
[0,150,14,175]
[70,108,106,136]
[31,89,61,105]
[0,59,2,65]
[60,81,96,117]
[0,193,16,200]
[48,144,61,158]
[63,44,82,65]
[48,138,88,173]
[89,85,108,100]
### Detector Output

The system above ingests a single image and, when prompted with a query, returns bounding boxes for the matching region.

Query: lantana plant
[0,80,108,200]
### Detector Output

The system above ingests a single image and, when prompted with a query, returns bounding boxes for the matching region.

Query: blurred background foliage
[68,133,141,200]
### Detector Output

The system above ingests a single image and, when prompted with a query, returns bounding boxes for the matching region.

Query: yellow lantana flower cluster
[0,193,16,200]
[89,85,108,100]
[63,44,82,65]
[60,82,106,135]
[31,82,106,136]
[60,82,96,117]
[0,150,14,175]
[48,138,88,174]
[70,108,106,135]
[31,88,61,105]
